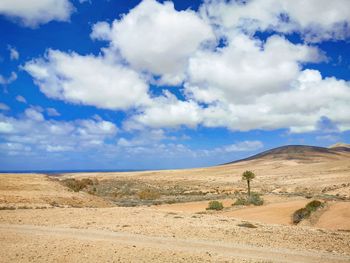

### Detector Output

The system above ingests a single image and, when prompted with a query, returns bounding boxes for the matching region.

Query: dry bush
[62,178,94,192]
[238,222,257,228]
[233,192,264,206]
[0,206,16,210]
[138,189,161,200]
[206,200,224,210]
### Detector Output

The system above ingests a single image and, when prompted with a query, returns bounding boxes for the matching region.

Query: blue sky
[0,0,349,171]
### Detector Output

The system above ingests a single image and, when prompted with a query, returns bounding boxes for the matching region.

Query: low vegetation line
[292,200,324,224]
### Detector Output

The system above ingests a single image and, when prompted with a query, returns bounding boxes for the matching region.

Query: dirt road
[0,224,349,263]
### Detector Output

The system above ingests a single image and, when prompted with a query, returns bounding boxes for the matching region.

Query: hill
[227,144,350,164]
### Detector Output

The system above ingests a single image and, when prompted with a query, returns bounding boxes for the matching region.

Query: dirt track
[1,224,349,263]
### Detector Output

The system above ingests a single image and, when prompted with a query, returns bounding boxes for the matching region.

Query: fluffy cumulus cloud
[22,0,350,136]
[186,34,323,103]
[125,91,203,129]
[0,0,74,27]
[128,68,350,133]
[0,109,118,157]
[24,49,150,110]
[203,0,350,42]
[91,0,214,85]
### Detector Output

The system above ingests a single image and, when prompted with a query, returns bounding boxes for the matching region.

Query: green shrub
[248,192,264,206]
[305,200,323,212]
[233,193,264,206]
[233,197,249,206]
[292,200,324,224]
[206,200,224,210]
[292,208,311,224]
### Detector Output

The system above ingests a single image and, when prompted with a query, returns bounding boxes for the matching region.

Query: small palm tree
[242,170,255,197]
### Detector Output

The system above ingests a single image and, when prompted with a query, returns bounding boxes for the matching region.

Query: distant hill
[329,142,350,150]
[226,145,350,164]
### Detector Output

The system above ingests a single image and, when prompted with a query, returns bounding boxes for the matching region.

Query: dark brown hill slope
[227,145,350,164]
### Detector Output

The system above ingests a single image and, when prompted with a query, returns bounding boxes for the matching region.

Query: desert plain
[1,145,350,262]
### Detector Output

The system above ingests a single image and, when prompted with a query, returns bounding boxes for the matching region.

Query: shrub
[248,192,264,206]
[292,200,324,224]
[0,206,16,210]
[206,200,224,210]
[62,178,93,192]
[292,208,311,224]
[80,178,93,186]
[138,189,161,200]
[305,200,323,212]
[233,192,264,206]
[238,222,257,228]
[233,197,249,206]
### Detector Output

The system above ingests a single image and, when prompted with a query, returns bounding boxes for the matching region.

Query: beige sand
[1,147,350,262]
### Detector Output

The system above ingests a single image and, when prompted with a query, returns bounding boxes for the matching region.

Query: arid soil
[1,146,350,262]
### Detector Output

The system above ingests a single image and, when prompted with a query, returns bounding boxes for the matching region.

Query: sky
[0,0,349,171]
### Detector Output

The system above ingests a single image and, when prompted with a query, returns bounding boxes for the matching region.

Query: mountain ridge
[225,144,350,164]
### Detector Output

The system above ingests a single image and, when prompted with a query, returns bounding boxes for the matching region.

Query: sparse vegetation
[292,208,311,224]
[138,189,161,200]
[206,200,224,210]
[233,192,264,206]
[61,178,94,192]
[0,206,16,210]
[238,222,257,228]
[305,200,323,211]
[292,200,324,224]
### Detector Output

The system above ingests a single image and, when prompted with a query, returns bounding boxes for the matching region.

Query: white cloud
[91,0,214,85]
[7,45,19,60]
[20,0,350,136]
[125,91,202,129]
[24,108,44,122]
[24,49,150,110]
[46,107,60,117]
[124,33,349,133]
[0,0,74,27]
[0,103,10,111]
[316,135,340,142]
[117,129,170,147]
[128,68,350,133]
[186,34,323,104]
[0,111,118,156]
[16,95,27,104]
[215,140,263,153]
[0,72,17,85]
[0,122,14,133]
[203,0,350,42]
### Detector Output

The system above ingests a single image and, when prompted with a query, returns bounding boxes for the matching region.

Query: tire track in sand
[0,224,349,263]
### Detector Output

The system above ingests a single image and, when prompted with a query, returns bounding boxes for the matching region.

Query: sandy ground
[1,150,350,262]
[63,149,350,199]
[1,206,350,262]
[316,202,350,230]
[0,173,109,208]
